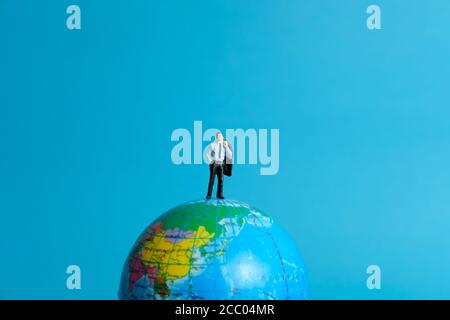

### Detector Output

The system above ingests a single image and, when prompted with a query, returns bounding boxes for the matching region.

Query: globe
[118,199,308,300]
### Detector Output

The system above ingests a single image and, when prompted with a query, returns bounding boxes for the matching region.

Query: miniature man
[205,131,232,199]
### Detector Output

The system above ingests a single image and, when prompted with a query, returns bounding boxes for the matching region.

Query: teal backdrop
[1,0,450,299]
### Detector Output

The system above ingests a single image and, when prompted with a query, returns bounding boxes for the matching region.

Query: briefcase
[223,150,232,177]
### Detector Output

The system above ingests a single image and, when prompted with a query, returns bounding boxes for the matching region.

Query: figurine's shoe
[217,195,225,199]
[206,195,211,200]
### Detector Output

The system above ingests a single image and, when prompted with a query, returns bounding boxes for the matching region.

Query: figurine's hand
[223,141,228,148]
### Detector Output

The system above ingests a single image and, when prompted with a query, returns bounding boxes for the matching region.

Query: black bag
[223,145,232,177]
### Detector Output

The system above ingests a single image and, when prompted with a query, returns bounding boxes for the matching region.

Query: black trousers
[206,163,224,198]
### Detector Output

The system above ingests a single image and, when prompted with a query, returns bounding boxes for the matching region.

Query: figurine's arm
[205,143,214,164]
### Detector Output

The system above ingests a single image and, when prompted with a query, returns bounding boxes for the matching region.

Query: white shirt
[205,140,232,164]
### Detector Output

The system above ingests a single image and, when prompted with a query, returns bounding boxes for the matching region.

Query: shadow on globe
[118,199,308,300]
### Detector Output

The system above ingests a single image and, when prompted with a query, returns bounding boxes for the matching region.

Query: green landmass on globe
[118,199,308,300]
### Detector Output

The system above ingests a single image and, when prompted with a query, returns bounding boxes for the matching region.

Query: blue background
[1,0,450,299]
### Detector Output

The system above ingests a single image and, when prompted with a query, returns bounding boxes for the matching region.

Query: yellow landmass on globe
[140,226,215,280]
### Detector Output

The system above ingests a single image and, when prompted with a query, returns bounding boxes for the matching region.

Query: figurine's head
[216,131,224,142]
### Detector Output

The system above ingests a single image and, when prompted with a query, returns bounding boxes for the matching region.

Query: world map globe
[118,199,308,300]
